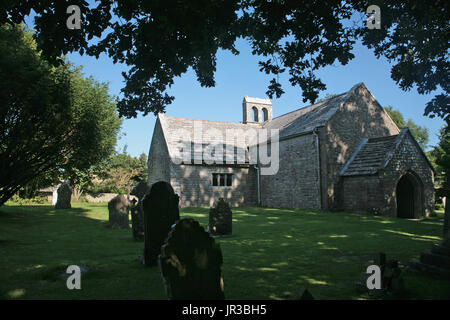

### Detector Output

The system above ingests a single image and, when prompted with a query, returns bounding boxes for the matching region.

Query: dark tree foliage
[429,126,450,236]
[0,24,72,205]
[0,24,121,205]
[1,1,448,122]
[352,1,449,124]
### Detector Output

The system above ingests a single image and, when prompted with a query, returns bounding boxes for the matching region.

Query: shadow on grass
[0,204,448,300]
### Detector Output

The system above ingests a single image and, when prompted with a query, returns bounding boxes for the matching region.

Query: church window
[212,173,233,187]
[252,106,259,122]
[262,108,268,121]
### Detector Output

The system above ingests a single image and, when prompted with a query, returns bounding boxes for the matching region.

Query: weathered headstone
[143,181,180,266]
[409,207,450,279]
[209,198,232,236]
[297,288,314,300]
[159,218,225,300]
[130,182,150,241]
[357,253,406,297]
[444,204,449,240]
[108,194,130,229]
[55,182,72,209]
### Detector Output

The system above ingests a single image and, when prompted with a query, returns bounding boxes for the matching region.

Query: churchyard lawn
[0,202,448,300]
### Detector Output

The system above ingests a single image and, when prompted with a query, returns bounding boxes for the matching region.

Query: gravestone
[159,218,225,300]
[130,182,150,241]
[297,288,314,300]
[108,194,130,229]
[143,181,180,266]
[357,253,406,297]
[55,182,72,209]
[209,198,232,236]
[409,207,450,279]
[444,205,449,240]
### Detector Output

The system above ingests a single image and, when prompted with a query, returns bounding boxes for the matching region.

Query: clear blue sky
[26,18,445,157]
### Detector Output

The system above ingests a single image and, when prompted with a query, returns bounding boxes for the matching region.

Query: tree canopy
[428,125,450,234]
[384,106,429,150]
[1,1,447,123]
[82,150,148,195]
[0,24,121,205]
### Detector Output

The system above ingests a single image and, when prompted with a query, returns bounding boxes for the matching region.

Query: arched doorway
[396,171,423,218]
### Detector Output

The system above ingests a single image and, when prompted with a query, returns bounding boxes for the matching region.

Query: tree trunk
[444,195,449,240]
[72,185,83,201]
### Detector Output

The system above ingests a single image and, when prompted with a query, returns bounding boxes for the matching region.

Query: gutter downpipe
[253,164,261,206]
[313,127,322,210]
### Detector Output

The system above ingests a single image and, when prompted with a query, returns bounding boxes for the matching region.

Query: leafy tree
[384,106,429,150]
[60,66,122,195]
[0,24,121,205]
[429,126,450,236]
[384,106,405,129]
[1,1,447,123]
[85,151,148,194]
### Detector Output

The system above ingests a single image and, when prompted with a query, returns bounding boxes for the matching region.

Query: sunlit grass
[0,203,448,300]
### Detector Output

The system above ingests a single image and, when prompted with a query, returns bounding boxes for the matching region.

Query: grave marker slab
[159,218,225,300]
[209,198,232,236]
[143,181,180,266]
[55,182,72,209]
[108,194,130,229]
[130,182,150,241]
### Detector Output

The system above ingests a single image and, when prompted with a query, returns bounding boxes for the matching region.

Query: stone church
[147,83,434,218]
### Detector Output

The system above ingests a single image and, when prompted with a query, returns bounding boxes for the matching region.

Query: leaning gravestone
[209,198,232,236]
[55,182,72,209]
[130,182,150,241]
[159,218,225,300]
[142,181,180,266]
[108,194,130,229]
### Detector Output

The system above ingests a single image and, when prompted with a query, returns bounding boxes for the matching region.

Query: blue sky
[26,16,445,157]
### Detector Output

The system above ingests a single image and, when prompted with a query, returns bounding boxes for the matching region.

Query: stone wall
[85,193,119,203]
[324,84,399,210]
[380,133,434,217]
[170,164,257,207]
[342,175,384,214]
[342,132,434,217]
[260,133,321,209]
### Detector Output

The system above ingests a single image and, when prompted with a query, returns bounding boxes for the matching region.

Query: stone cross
[142,181,180,266]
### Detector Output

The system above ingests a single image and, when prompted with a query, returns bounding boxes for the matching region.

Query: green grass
[0,203,448,300]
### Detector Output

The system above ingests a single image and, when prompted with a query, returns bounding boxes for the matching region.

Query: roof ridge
[269,92,347,122]
[367,134,399,143]
[163,115,261,126]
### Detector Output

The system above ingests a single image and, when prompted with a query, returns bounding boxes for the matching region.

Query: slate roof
[340,128,434,176]
[243,96,272,105]
[262,90,351,139]
[158,83,365,163]
[339,135,399,176]
[159,115,261,163]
